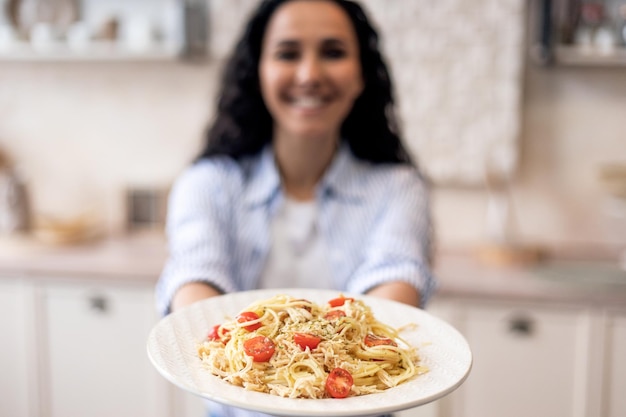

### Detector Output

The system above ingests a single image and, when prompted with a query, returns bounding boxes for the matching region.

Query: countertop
[1,234,625,307]
[0,233,167,283]
[433,252,626,308]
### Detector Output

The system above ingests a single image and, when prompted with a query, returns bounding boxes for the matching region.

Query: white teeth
[294,97,323,109]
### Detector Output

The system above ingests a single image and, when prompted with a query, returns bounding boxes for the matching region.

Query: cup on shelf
[0,24,17,50]
[66,21,91,51]
[30,22,56,50]
[120,15,155,52]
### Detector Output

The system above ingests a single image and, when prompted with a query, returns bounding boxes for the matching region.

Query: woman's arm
[156,160,241,316]
[346,167,435,309]
[366,281,421,307]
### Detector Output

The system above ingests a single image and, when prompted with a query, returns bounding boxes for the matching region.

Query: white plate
[147,288,472,416]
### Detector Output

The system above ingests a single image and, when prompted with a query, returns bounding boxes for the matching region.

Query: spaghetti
[197,294,427,399]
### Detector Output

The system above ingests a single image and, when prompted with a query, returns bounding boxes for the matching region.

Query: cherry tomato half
[207,324,230,342]
[364,334,398,347]
[294,333,321,350]
[325,367,353,398]
[324,310,346,321]
[328,296,354,307]
[236,311,262,331]
[243,336,276,362]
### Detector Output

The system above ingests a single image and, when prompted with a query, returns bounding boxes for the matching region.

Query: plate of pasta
[147,288,472,416]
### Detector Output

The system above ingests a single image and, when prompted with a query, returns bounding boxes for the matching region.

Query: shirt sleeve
[155,161,240,316]
[345,169,437,308]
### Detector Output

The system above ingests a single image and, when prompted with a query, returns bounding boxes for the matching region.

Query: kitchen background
[0,0,625,256]
[1,0,625,258]
[1,1,626,417]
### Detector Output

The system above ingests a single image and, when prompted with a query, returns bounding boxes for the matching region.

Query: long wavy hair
[198,0,413,166]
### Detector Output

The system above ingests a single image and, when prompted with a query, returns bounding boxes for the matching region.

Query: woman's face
[259,0,363,144]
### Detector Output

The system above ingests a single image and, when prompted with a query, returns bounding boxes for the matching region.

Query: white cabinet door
[0,279,32,417]
[605,310,626,417]
[172,389,207,417]
[41,282,170,417]
[453,301,589,417]
[394,298,462,417]
[396,402,439,417]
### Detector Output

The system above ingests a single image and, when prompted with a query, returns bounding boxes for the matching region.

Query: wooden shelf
[554,45,626,67]
[529,0,626,68]
[0,41,184,62]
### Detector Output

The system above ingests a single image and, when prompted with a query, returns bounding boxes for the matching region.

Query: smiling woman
[259,1,364,200]
[156,1,436,416]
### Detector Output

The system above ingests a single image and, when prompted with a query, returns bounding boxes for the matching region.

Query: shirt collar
[243,143,368,208]
[244,146,281,208]
[319,144,368,203]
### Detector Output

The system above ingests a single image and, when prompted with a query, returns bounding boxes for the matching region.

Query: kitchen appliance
[125,186,167,232]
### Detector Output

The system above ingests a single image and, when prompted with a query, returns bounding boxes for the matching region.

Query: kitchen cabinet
[0,235,209,417]
[419,295,626,417]
[450,300,589,417]
[39,281,170,417]
[0,271,206,417]
[171,389,206,417]
[395,299,460,417]
[1,239,625,417]
[0,278,33,417]
[531,0,626,67]
[0,0,208,62]
[396,402,439,417]
[605,309,626,417]
[426,295,626,417]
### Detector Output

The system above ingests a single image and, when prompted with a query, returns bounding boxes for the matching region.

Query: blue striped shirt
[156,145,436,316]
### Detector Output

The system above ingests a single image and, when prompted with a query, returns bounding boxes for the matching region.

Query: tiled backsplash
[0,0,625,254]
[361,0,524,185]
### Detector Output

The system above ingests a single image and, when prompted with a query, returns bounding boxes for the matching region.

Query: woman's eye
[322,48,347,59]
[275,50,299,60]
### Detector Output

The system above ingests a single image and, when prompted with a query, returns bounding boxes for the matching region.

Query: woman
[157,0,436,414]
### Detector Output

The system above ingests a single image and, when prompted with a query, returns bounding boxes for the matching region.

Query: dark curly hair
[199,0,413,166]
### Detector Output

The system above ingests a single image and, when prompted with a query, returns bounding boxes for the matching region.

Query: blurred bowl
[33,213,103,245]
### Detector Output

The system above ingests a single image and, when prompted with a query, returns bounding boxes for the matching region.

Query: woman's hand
[171,282,222,312]
[365,281,421,308]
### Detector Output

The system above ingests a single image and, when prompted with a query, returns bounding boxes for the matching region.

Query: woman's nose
[295,55,322,86]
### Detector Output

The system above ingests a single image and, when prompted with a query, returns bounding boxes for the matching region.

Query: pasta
[197,294,427,399]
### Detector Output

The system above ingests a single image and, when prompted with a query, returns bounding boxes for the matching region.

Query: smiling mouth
[290,96,327,109]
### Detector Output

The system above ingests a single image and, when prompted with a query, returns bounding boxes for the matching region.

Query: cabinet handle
[89,295,109,313]
[508,316,534,336]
